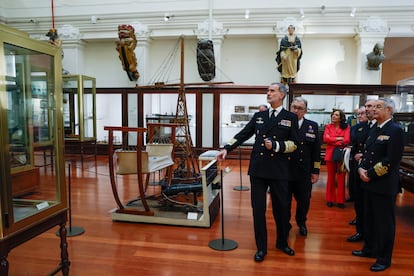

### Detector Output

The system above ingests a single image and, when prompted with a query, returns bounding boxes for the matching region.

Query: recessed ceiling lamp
[91,16,99,24]
[245,10,250,19]
[350,8,357,17]
[164,13,174,21]
[300,9,305,18]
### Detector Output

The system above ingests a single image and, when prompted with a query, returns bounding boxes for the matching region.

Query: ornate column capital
[357,16,389,34]
[59,24,82,40]
[131,21,152,38]
[274,17,304,37]
[194,19,228,39]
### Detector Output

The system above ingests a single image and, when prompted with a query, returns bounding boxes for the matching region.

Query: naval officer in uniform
[217,82,298,262]
[347,101,375,242]
[288,97,321,236]
[353,98,404,272]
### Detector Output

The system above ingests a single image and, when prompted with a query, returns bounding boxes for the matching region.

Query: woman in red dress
[323,109,351,208]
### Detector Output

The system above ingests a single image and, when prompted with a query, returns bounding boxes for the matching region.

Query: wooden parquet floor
[7,156,414,275]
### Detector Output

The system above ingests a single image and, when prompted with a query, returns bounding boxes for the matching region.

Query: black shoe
[349,219,357,225]
[352,250,374,258]
[347,233,363,242]
[370,262,390,272]
[276,245,295,256]
[327,202,333,207]
[299,225,308,236]
[254,250,267,262]
[337,203,345,209]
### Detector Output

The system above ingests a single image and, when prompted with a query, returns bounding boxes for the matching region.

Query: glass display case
[396,77,414,113]
[396,77,414,193]
[289,84,397,128]
[63,74,97,158]
[220,93,269,146]
[0,24,68,274]
[288,82,414,160]
[143,93,196,143]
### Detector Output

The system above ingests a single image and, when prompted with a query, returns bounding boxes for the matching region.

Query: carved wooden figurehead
[196,39,216,81]
[115,24,140,81]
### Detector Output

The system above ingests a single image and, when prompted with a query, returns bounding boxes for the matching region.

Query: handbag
[332,147,344,162]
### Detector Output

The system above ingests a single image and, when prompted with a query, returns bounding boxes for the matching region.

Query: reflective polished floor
[8,156,414,275]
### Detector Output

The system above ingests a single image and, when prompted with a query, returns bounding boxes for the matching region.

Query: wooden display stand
[105,125,221,227]
[64,137,97,161]
[111,158,221,227]
[0,210,69,275]
[11,167,40,197]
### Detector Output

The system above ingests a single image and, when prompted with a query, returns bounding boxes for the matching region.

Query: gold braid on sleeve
[283,141,297,153]
[373,162,389,176]
[227,138,237,146]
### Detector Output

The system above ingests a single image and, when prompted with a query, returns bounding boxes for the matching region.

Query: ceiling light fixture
[91,16,99,24]
[300,9,305,18]
[245,10,250,19]
[320,5,326,15]
[164,13,174,22]
[350,8,356,17]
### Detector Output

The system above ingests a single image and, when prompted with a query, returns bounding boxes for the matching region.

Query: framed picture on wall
[234,106,245,113]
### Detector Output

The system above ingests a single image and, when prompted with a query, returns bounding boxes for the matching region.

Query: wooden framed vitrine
[288,84,395,154]
[63,74,97,159]
[0,24,68,275]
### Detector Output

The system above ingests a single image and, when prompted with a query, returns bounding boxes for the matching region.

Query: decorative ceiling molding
[275,17,304,36]
[194,19,229,37]
[4,6,414,41]
[357,16,389,33]
[59,24,81,39]
[130,21,152,37]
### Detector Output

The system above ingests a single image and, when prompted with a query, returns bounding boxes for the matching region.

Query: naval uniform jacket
[359,120,404,195]
[224,108,298,180]
[350,121,371,158]
[289,118,321,180]
[350,121,371,188]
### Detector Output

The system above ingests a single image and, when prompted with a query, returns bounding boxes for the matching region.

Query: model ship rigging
[106,35,229,226]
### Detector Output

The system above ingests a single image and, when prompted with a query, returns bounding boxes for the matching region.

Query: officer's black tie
[270,109,276,119]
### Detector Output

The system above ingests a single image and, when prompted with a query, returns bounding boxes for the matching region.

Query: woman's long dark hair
[331,108,348,130]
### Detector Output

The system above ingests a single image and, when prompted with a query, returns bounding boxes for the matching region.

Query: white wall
[84,41,133,87]
[299,37,358,84]
[77,36,359,87]
[221,37,277,85]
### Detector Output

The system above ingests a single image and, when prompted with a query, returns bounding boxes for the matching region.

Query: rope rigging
[147,37,233,85]
[148,38,181,85]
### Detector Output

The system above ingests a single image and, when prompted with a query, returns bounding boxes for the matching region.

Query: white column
[355,16,388,84]
[210,36,224,81]
[59,25,85,75]
[132,22,152,85]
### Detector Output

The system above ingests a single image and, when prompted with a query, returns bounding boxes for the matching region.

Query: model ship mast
[138,36,230,183]
[172,36,200,183]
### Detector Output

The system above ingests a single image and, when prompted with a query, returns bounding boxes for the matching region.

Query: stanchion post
[233,146,249,191]
[57,163,85,237]
[209,169,238,251]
